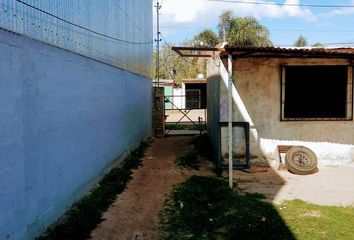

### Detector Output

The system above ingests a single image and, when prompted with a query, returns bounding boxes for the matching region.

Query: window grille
[280,65,353,121]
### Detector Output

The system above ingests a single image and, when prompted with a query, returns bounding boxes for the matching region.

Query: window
[281,65,353,121]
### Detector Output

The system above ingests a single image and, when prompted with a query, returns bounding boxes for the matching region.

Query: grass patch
[175,151,200,170]
[278,200,354,240]
[159,176,295,240]
[175,136,213,171]
[37,140,150,240]
[165,124,205,131]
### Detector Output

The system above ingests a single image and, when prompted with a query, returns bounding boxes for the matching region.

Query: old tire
[285,146,318,175]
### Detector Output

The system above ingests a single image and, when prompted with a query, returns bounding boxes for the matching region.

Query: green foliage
[165,124,203,131]
[192,29,219,47]
[153,10,273,84]
[159,176,295,240]
[227,17,272,47]
[218,10,233,41]
[175,136,214,171]
[312,42,325,47]
[175,151,200,170]
[37,141,150,240]
[294,35,308,47]
[153,43,199,85]
[217,11,272,46]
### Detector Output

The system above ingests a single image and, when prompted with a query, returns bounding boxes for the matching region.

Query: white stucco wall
[210,57,354,166]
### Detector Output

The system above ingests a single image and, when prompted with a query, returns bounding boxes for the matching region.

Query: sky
[153,0,354,47]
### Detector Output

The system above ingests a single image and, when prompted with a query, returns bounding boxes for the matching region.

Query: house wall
[207,59,222,159]
[211,57,354,166]
[0,29,152,239]
[164,86,173,109]
[173,88,183,109]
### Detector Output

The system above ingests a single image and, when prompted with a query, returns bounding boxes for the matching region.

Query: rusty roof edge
[171,46,225,58]
[171,45,354,58]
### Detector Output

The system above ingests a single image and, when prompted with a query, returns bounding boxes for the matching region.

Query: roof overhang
[172,45,354,59]
[172,46,224,58]
[182,79,207,84]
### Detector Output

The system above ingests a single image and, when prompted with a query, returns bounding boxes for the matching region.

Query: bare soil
[90,136,213,240]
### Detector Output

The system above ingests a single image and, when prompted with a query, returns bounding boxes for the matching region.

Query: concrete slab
[232,163,354,206]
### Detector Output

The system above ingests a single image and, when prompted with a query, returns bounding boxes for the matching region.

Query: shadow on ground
[159,135,296,240]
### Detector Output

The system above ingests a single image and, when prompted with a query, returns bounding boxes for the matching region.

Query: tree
[312,42,325,47]
[153,42,199,85]
[192,29,219,47]
[218,10,233,42]
[227,17,272,47]
[294,36,308,47]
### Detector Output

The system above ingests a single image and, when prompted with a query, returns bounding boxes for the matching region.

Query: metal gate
[164,93,207,135]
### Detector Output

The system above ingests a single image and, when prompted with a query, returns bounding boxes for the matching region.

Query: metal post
[227,54,233,189]
[155,2,162,87]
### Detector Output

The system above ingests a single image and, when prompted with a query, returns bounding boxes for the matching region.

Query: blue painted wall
[0,29,152,239]
[0,0,153,77]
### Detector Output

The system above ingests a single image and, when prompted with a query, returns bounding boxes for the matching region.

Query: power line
[14,0,153,45]
[206,0,354,8]
[116,1,151,38]
[271,29,354,32]
[276,41,354,47]
[160,33,196,65]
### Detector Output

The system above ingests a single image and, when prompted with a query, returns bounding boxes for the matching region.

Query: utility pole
[155,1,162,87]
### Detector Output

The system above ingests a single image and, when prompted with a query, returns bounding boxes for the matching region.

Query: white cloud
[155,0,316,28]
[318,0,354,18]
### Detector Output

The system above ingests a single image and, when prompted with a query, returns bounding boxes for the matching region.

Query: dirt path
[91,136,212,240]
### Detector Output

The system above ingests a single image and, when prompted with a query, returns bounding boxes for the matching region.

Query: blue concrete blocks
[0,29,152,239]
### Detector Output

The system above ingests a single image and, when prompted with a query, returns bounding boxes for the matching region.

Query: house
[206,46,354,168]
[182,78,207,109]
[0,1,152,239]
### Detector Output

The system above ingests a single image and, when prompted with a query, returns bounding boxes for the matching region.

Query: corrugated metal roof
[224,45,354,58]
[172,45,354,59]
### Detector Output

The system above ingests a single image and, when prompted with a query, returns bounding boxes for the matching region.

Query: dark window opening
[185,83,207,109]
[282,65,352,120]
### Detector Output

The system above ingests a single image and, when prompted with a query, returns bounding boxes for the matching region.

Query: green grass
[159,176,295,240]
[159,175,354,240]
[165,124,205,131]
[175,136,214,171]
[37,140,150,240]
[278,200,354,240]
[175,151,201,170]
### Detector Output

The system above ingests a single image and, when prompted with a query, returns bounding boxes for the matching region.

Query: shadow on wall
[206,62,296,239]
[206,58,354,238]
[217,58,354,166]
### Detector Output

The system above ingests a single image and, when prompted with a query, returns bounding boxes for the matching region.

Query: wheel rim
[292,151,311,167]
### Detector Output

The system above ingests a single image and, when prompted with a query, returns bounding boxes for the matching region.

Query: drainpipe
[227,53,233,189]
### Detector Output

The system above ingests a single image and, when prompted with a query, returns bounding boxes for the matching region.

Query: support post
[154,2,162,87]
[227,54,233,189]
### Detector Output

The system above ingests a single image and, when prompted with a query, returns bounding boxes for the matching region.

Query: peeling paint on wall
[208,57,354,166]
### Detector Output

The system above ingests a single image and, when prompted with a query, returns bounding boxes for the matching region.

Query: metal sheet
[0,0,153,77]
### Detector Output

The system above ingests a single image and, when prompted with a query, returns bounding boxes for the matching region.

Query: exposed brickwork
[152,87,165,138]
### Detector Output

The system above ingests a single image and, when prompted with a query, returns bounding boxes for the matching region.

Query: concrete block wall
[0,29,152,239]
[152,87,165,137]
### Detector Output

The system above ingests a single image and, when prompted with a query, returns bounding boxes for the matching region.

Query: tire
[285,146,318,175]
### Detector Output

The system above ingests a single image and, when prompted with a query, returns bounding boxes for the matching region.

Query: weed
[159,176,295,240]
[165,124,206,131]
[175,151,200,170]
[37,140,150,240]
[175,136,215,171]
